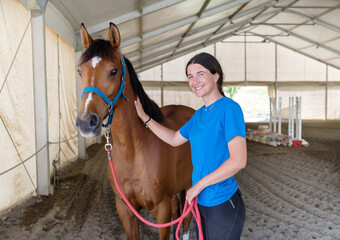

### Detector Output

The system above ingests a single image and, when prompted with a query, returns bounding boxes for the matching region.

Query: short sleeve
[224,102,246,143]
[179,116,193,140]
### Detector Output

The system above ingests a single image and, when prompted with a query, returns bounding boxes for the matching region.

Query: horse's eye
[77,69,82,77]
[110,68,118,77]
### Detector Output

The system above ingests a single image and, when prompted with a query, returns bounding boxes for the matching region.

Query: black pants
[195,189,246,240]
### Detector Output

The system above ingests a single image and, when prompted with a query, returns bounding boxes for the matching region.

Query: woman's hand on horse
[134,97,149,122]
[134,96,188,147]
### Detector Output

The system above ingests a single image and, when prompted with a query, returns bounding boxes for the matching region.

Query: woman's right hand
[134,97,149,122]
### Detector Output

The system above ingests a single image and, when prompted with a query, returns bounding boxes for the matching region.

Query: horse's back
[160,105,195,129]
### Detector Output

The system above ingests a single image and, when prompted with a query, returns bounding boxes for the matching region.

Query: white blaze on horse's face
[90,56,102,85]
[92,56,102,68]
[82,92,93,118]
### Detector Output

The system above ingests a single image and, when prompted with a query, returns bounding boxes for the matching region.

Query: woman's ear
[213,73,220,83]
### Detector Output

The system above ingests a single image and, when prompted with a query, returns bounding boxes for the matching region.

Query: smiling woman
[135,52,247,240]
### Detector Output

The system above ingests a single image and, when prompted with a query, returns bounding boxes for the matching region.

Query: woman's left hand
[186,182,204,204]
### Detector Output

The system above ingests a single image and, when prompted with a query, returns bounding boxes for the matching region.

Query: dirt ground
[0,121,339,240]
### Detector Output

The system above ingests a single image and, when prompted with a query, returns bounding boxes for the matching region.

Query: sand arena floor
[0,122,339,240]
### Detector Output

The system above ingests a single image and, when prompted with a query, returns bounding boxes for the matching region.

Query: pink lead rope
[104,129,204,240]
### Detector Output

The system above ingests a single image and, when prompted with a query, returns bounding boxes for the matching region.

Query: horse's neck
[109,98,144,149]
[109,70,149,154]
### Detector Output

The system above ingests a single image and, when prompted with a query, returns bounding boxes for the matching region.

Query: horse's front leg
[116,197,139,240]
[171,194,181,240]
[154,198,172,240]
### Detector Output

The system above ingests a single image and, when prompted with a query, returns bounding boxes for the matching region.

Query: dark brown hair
[186,52,225,96]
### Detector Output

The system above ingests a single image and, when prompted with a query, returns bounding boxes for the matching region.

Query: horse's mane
[124,57,164,123]
[79,39,164,123]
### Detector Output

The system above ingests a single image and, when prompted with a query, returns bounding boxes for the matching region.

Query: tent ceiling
[47,0,340,72]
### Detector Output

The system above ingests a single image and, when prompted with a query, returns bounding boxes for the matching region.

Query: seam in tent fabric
[0,17,32,94]
[49,135,77,145]
[0,115,37,189]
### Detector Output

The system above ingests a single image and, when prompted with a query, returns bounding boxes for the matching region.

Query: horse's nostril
[89,114,99,127]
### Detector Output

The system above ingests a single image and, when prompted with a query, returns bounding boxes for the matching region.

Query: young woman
[134,52,247,240]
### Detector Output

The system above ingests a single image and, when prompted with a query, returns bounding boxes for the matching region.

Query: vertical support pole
[269,98,273,131]
[325,65,328,120]
[291,97,295,139]
[244,33,247,87]
[299,97,302,140]
[96,134,102,144]
[288,97,291,137]
[96,127,102,143]
[296,97,299,140]
[274,43,278,133]
[273,94,277,133]
[75,50,88,159]
[161,63,164,107]
[278,97,282,134]
[31,6,51,195]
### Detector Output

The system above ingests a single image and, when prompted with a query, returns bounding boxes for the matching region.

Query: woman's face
[187,63,219,98]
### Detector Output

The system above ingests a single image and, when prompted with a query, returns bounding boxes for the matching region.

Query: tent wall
[0,0,78,213]
[46,26,78,172]
[0,0,36,213]
[140,37,340,120]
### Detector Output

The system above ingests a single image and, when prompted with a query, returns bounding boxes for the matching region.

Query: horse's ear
[108,22,121,49]
[80,23,93,49]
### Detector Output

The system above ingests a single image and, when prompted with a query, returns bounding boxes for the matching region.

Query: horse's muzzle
[76,113,101,137]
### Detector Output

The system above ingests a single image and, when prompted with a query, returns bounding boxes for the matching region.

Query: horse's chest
[123,179,158,211]
[113,154,166,209]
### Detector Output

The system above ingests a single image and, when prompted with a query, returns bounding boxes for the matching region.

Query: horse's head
[76,23,126,137]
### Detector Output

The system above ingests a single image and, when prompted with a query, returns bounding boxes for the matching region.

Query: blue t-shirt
[179,97,246,207]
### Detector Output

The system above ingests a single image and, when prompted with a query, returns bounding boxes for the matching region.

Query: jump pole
[288,97,291,138]
[296,97,302,140]
[296,97,299,140]
[299,97,302,140]
[273,96,277,133]
[278,97,282,134]
[269,98,273,131]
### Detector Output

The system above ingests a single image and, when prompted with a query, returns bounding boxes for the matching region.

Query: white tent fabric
[0,0,78,212]
[46,26,78,171]
[0,0,36,212]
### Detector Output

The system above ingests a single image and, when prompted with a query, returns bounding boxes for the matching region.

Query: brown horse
[76,22,194,240]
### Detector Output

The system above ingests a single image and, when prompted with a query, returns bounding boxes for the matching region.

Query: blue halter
[81,53,129,127]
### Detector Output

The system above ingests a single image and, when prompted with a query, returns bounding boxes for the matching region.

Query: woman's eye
[77,69,82,77]
[110,68,118,77]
